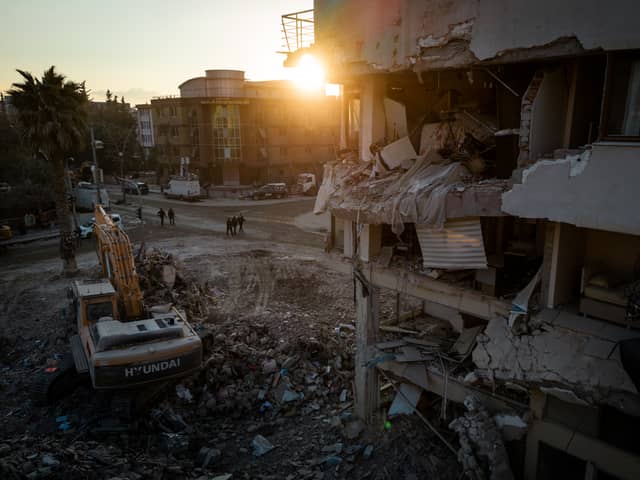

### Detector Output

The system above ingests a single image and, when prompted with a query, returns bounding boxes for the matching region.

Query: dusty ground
[0,197,461,479]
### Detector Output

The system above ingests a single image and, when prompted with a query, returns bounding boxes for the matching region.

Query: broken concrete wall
[502,144,640,236]
[315,0,640,74]
[472,314,637,403]
[469,1,640,60]
[517,71,545,167]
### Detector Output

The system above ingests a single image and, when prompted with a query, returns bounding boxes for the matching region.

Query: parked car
[78,213,123,239]
[0,225,12,239]
[252,183,288,200]
[123,181,149,195]
[0,182,11,193]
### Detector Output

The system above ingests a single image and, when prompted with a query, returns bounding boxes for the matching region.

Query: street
[107,189,327,246]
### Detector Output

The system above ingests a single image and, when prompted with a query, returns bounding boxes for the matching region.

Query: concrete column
[344,219,354,258]
[354,275,379,422]
[359,76,386,163]
[359,223,382,262]
[339,90,348,150]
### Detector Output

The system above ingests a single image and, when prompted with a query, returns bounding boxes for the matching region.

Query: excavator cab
[68,206,202,390]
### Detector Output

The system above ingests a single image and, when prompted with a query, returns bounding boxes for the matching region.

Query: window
[280,146,288,158]
[86,301,113,322]
[171,127,179,137]
[170,106,177,117]
[602,52,640,139]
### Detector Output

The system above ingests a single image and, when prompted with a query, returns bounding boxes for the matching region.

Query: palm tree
[9,66,88,274]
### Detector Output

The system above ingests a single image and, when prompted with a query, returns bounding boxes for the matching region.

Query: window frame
[599,51,640,142]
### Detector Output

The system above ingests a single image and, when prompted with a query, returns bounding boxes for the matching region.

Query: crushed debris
[449,396,514,480]
[0,245,462,479]
[135,248,215,321]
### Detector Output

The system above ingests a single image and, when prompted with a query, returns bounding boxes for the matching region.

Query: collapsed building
[284,1,640,478]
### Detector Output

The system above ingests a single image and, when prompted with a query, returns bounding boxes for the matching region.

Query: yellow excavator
[42,206,202,401]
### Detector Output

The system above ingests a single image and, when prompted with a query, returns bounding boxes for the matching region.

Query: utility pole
[120,151,126,203]
[119,124,136,203]
[91,126,102,205]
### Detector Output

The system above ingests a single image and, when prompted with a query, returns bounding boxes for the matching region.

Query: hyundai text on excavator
[52,205,202,398]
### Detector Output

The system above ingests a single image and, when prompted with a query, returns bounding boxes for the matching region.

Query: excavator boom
[93,205,144,319]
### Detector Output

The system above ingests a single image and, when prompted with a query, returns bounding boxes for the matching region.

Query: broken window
[602,52,640,139]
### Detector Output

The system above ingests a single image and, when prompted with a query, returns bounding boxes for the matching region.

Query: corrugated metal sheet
[416,218,487,270]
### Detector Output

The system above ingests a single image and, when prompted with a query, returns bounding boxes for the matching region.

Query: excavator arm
[93,205,144,319]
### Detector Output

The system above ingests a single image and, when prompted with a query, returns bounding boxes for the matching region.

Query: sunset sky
[1,0,312,105]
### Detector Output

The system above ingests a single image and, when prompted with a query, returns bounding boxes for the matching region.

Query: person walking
[231,216,238,236]
[168,208,175,225]
[158,208,166,227]
[238,215,245,232]
[226,217,232,236]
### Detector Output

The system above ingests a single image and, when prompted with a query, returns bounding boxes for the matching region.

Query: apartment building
[284,1,640,478]
[135,103,155,160]
[151,70,339,186]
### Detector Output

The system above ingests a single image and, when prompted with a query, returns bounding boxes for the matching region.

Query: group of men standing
[157,208,175,226]
[156,207,245,235]
[226,215,244,236]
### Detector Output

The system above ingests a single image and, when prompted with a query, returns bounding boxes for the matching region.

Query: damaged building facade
[286,1,640,478]
[150,70,339,187]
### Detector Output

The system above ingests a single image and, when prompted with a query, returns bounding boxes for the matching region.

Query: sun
[292,54,325,91]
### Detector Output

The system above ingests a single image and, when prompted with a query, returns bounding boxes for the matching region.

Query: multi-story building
[136,104,155,160]
[284,1,640,478]
[151,69,339,186]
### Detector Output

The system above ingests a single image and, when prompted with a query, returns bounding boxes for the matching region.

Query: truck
[74,182,110,211]
[164,174,201,201]
[297,173,318,196]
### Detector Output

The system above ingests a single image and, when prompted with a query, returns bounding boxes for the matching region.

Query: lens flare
[293,54,325,91]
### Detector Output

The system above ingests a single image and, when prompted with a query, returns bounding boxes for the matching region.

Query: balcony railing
[281,9,314,53]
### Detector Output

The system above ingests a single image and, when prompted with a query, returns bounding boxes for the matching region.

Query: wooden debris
[375,340,407,350]
[395,346,425,362]
[380,325,419,335]
[450,326,483,357]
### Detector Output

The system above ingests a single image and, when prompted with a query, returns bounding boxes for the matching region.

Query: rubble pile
[136,248,214,321]
[0,248,465,479]
[449,396,514,480]
[196,318,355,417]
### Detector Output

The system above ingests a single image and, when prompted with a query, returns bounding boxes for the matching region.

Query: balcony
[280,9,314,53]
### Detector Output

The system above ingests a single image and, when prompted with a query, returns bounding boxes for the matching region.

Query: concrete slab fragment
[388,383,422,417]
[380,136,416,170]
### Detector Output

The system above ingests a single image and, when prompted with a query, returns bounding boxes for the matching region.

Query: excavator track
[31,353,88,405]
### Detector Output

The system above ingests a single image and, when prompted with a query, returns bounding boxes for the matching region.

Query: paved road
[0,190,328,267]
[109,190,326,246]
